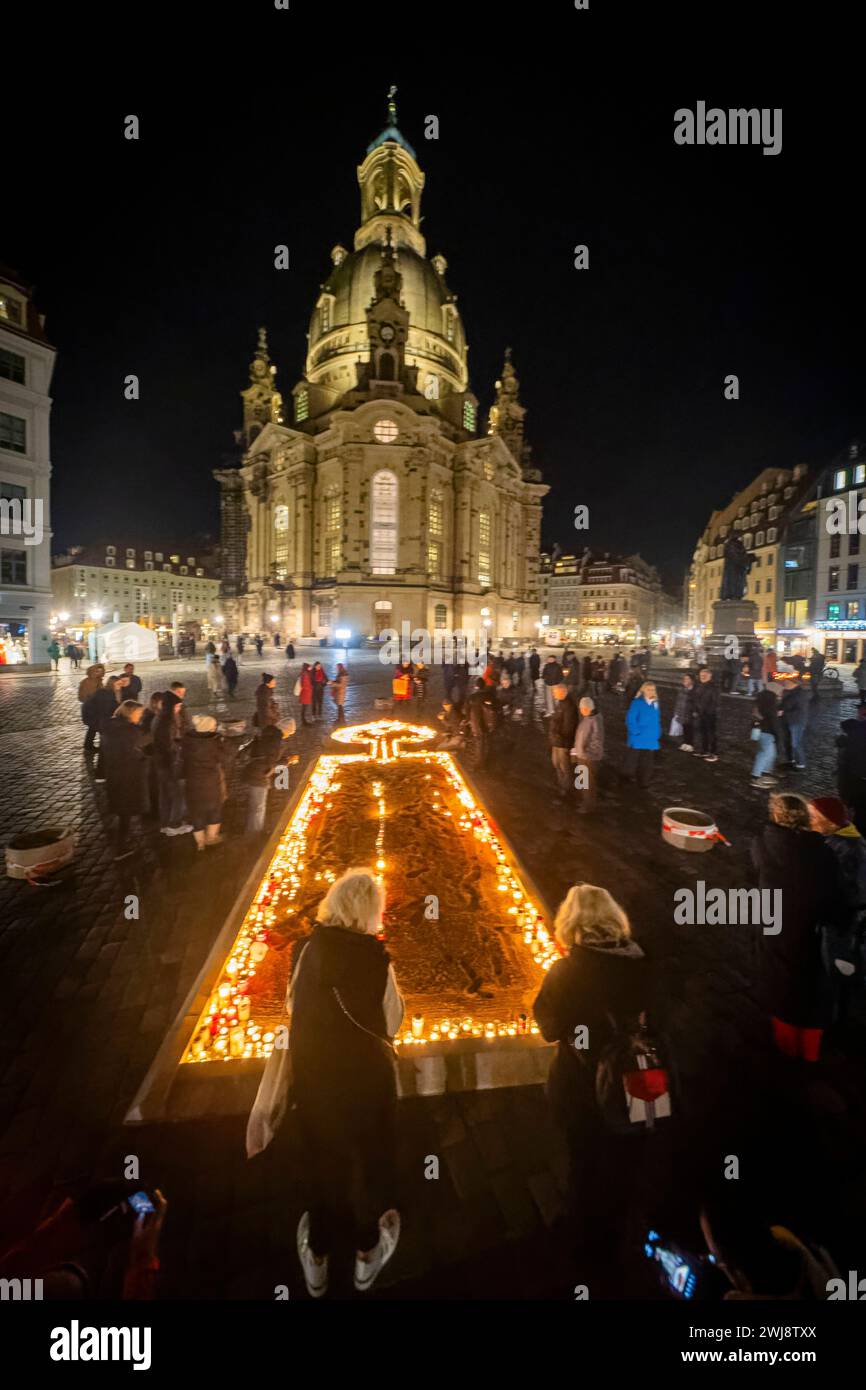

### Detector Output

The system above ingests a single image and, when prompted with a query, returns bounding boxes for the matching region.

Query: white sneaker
[175,823,194,834]
[679,744,693,753]
[354,1209,401,1293]
[296,1212,328,1298]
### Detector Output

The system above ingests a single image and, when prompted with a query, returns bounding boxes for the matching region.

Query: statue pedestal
[703,599,759,669]
[710,599,758,639]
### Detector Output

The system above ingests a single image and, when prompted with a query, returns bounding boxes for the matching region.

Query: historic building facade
[687,464,811,645]
[539,549,675,643]
[0,266,55,667]
[215,101,547,644]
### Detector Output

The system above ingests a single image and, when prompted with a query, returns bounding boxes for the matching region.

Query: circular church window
[373,419,399,444]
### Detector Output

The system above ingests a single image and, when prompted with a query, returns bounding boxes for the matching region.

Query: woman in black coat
[100,700,150,860]
[534,883,654,1287]
[751,792,845,1060]
[182,715,227,850]
[289,868,404,1299]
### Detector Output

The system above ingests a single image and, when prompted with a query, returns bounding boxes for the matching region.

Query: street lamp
[90,607,103,622]
[58,611,69,624]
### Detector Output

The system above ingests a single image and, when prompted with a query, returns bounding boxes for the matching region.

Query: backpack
[594,1011,673,1136]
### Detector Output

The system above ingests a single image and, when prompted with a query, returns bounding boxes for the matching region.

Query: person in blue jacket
[624,680,661,787]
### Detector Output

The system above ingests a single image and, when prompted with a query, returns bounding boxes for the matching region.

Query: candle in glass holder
[411,1015,424,1038]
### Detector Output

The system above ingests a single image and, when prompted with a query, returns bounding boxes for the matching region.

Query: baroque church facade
[215,98,547,643]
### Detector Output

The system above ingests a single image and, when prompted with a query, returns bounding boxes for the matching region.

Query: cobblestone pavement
[0,654,864,1298]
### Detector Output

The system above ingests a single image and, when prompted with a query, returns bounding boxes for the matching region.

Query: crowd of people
[54,636,864,1298]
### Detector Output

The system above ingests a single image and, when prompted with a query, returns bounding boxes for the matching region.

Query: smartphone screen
[128,1190,155,1216]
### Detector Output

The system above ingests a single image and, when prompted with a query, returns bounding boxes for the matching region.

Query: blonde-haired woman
[534,883,651,1292]
[101,699,149,861]
[291,868,404,1298]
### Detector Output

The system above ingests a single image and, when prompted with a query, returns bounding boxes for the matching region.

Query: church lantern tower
[241,326,283,448]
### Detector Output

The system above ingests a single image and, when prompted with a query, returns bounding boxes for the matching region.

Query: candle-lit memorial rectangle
[185,722,554,1061]
[128,722,555,1120]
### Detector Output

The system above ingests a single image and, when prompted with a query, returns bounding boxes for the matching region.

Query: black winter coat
[101,719,150,817]
[781,684,809,727]
[838,720,866,804]
[243,725,284,787]
[289,925,397,1121]
[693,680,719,720]
[152,692,184,769]
[750,823,844,1026]
[182,732,226,820]
[547,693,579,748]
[534,941,651,1130]
[754,688,782,743]
[85,686,120,732]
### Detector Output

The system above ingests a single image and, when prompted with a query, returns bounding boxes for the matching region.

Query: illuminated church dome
[303,86,468,403]
[215,91,547,648]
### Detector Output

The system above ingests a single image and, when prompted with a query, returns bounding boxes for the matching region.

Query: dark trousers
[623,747,654,787]
[157,764,185,827]
[84,723,98,751]
[298,1099,397,1257]
[697,713,717,755]
[312,686,324,718]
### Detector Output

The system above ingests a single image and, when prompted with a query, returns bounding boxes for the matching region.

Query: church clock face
[380,324,395,344]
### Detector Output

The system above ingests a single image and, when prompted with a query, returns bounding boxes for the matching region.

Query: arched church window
[464,401,477,433]
[320,299,331,333]
[478,510,492,588]
[295,389,309,423]
[273,504,289,580]
[434,604,447,630]
[371,470,398,575]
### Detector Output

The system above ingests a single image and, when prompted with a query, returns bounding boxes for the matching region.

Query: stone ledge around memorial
[132,1033,554,1122]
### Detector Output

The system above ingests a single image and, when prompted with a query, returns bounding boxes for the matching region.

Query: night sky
[7,15,863,593]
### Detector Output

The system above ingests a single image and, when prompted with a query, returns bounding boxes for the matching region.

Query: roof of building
[366,124,417,159]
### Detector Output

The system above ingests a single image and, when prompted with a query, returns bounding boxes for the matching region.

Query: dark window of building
[0,411,26,453]
[0,548,27,584]
[0,348,25,384]
[850,532,861,556]
[829,567,840,592]
[830,534,841,558]
[848,563,859,590]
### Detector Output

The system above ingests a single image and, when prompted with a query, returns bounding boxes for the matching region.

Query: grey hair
[579,696,595,714]
[316,867,385,935]
[554,883,631,951]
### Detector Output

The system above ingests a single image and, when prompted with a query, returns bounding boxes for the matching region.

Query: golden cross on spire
[387,84,398,126]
